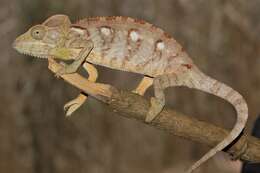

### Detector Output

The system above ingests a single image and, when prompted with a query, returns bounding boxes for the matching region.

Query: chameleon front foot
[64,94,87,116]
[55,64,79,78]
[145,97,164,122]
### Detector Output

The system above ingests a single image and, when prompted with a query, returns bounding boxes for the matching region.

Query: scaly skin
[13,14,248,173]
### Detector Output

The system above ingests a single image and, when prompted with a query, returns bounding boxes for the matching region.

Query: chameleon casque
[13,15,248,172]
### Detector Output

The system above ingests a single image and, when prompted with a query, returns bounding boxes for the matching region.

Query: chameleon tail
[185,68,248,173]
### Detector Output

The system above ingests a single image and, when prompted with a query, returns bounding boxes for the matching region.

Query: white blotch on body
[100,27,111,36]
[156,41,165,50]
[71,27,85,35]
[130,31,139,42]
[49,30,61,40]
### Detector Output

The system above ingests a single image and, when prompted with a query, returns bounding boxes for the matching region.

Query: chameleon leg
[64,62,98,116]
[64,93,88,116]
[231,135,248,160]
[55,41,94,77]
[132,76,153,96]
[146,73,181,122]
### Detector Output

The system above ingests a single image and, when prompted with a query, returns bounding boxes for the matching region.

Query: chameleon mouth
[14,47,49,59]
[13,37,50,59]
[13,42,49,59]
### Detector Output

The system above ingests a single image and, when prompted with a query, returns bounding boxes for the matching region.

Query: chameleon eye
[31,25,46,40]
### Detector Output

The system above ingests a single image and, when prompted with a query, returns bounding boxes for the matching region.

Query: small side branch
[48,58,260,162]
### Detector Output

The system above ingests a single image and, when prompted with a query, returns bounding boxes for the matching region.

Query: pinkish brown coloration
[182,63,192,69]
[13,15,248,173]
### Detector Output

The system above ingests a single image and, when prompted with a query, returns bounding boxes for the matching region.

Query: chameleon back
[73,16,193,77]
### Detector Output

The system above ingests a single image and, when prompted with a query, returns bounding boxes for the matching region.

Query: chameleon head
[13,15,72,59]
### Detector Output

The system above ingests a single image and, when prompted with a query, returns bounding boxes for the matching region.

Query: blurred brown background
[1,0,259,173]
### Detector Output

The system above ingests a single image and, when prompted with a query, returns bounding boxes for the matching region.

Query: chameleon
[13,14,248,173]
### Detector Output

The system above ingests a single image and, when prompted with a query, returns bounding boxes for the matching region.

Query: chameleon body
[13,15,248,173]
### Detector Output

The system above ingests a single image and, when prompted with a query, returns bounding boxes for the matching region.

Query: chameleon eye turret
[30,25,46,40]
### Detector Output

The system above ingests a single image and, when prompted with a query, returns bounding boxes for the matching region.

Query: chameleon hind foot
[64,93,87,116]
[145,97,164,122]
[231,138,248,160]
[132,76,153,96]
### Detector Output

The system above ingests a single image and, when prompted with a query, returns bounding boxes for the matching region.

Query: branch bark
[48,58,260,163]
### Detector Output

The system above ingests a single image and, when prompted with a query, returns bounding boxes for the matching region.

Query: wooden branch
[48,58,260,163]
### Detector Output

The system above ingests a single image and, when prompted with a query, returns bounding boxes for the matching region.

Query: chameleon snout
[12,34,26,51]
[12,37,20,50]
